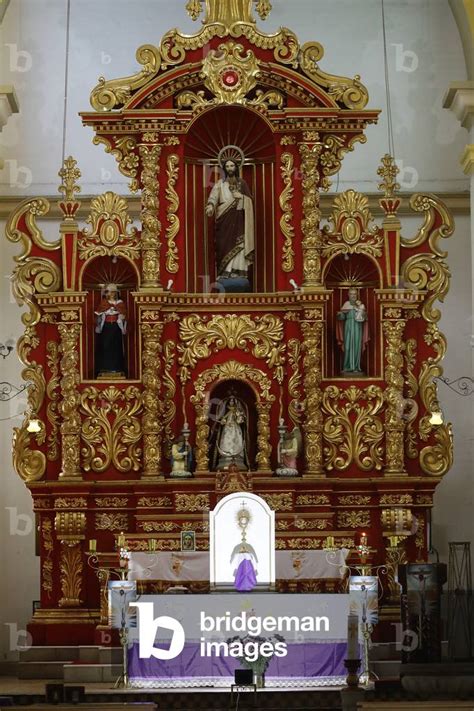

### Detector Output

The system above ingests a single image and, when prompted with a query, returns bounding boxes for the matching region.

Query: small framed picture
[181,530,195,551]
[32,600,41,614]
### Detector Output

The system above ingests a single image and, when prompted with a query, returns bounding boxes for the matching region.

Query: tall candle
[360,532,368,547]
[88,539,97,552]
[347,614,359,660]
[117,533,125,548]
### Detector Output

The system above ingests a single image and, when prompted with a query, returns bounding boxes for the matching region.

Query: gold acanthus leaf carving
[322,190,382,259]
[262,493,293,511]
[380,494,413,505]
[402,193,454,257]
[54,497,87,509]
[287,339,302,427]
[12,326,47,482]
[296,494,330,505]
[140,144,162,287]
[95,497,129,508]
[160,18,299,69]
[139,521,179,533]
[138,497,172,508]
[46,342,61,461]
[175,494,210,512]
[41,519,54,597]
[59,545,83,608]
[178,314,285,383]
[58,323,82,480]
[95,513,129,531]
[93,136,140,192]
[162,341,177,458]
[202,41,261,105]
[338,495,371,506]
[299,42,369,110]
[280,152,295,272]
[165,154,180,273]
[294,518,330,530]
[337,511,371,529]
[6,197,60,258]
[420,424,453,477]
[249,89,285,110]
[79,192,139,261]
[322,385,384,472]
[80,386,143,473]
[90,44,161,111]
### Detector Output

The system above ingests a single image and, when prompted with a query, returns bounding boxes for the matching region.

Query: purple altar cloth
[234,559,257,592]
[128,641,348,680]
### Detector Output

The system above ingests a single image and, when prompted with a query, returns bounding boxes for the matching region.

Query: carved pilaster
[256,401,271,471]
[142,321,164,478]
[139,143,162,289]
[299,141,323,289]
[55,511,85,609]
[58,322,82,480]
[193,400,210,472]
[383,319,407,476]
[301,313,324,477]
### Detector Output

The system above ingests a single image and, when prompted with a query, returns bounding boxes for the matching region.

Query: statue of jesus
[206,145,254,289]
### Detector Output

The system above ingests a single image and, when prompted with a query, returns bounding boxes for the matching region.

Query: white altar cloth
[128,549,348,582]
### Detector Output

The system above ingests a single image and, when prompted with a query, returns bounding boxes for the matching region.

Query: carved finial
[187,0,271,25]
[58,156,82,221]
[377,154,400,198]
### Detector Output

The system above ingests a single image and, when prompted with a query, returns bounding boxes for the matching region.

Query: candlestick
[360,532,368,547]
[347,613,359,660]
[88,539,97,552]
[117,532,125,548]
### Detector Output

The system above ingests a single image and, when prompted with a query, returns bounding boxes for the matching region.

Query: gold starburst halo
[218,144,245,170]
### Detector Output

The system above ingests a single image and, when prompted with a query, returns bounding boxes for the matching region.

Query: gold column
[139,143,162,289]
[58,322,82,480]
[299,140,323,289]
[301,311,324,478]
[142,321,164,479]
[193,400,210,473]
[256,401,271,471]
[382,320,408,476]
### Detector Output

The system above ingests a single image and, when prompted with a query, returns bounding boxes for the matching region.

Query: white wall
[0,0,471,658]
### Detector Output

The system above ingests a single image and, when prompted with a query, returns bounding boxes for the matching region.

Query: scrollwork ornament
[165,154,180,273]
[322,190,382,259]
[46,342,61,461]
[383,320,407,475]
[79,192,139,261]
[162,341,177,457]
[288,339,302,426]
[280,152,295,272]
[81,386,143,473]
[93,136,140,192]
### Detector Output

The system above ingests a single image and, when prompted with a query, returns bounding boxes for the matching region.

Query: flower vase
[255,672,265,688]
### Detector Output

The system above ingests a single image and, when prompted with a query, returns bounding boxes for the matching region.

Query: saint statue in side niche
[212,396,249,471]
[336,287,369,375]
[205,145,254,292]
[170,424,193,478]
[95,283,127,378]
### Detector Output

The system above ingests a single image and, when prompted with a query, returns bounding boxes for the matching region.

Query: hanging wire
[61,0,72,164]
[381,0,396,159]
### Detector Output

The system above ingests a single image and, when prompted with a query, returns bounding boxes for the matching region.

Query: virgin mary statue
[206,146,254,288]
[212,396,249,471]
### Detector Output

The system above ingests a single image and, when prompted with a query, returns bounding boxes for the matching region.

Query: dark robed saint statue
[206,145,254,289]
[95,283,127,377]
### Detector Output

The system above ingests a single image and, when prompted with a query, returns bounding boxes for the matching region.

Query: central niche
[208,379,258,471]
[184,106,276,294]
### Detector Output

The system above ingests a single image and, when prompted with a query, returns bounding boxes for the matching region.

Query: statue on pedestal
[206,145,254,292]
[95,283,127,378]
[276,420,301,477]
[336,287,369,375]
[170,424,193,478]
[212,396,249,471]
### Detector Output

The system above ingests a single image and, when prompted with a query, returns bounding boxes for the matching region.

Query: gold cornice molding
[0,192,469,223]
[443,81,474,130]
[461,144,474,175]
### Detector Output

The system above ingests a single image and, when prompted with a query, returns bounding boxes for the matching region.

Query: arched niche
[324,253,382,378]
[209,491,275,589]
[190,360,274,473]
[80,256,139,380]
[208,378,258,471]
[184,106,276,294]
